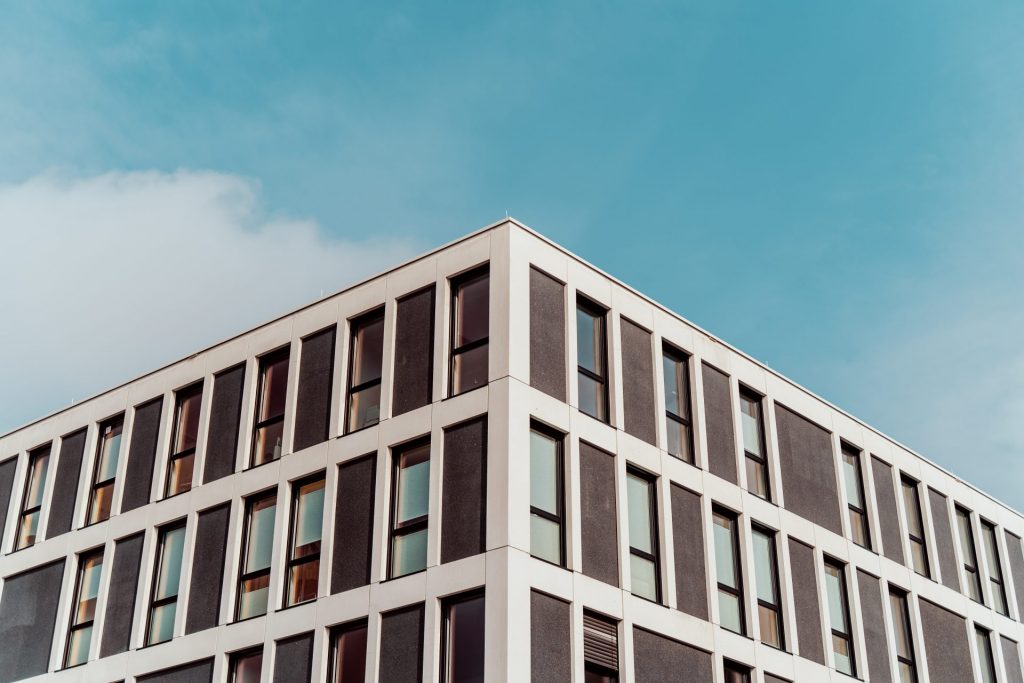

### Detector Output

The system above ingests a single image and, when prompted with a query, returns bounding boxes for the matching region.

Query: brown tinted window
[347,308,385,432]
[16,444,51,550]
[252,349,289,466]
[285,475,325,606]
[331,621,368,682]
[87,416,123,524]
[450,267,489,396]
[442,591,485,683]
[230,648,263,683]
[166,383,203,497]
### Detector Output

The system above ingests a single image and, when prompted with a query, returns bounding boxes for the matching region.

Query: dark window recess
[0,457,17,548]
[583,610,619,682]
[713,507,745,635]
[530,422,565,566]
[901,476,930,578]
[64,548,104,667]
[166,383,203,497]
[16,443,51,549]
[576,297,609,423]
[88,415,124,525]
[723,661,752,683]
[889,588,918,683]
[662,345,694,463]
[441,591,485,683]
[956,506,984,603]
[981,520,1008,615]
[346,308,385,433]
[751,524,784,650]
[230,647,263,683]
[450,266,490,396]
[330,620,368,683]
[389,439,430,578]
[252,348,289,466]
[285,474,325,607]
[824,559,856,677]
[146,521,186,645]
[237,490,277,620]
[840,443,871,549]
[626,469,660,602]
[739,388,770,500]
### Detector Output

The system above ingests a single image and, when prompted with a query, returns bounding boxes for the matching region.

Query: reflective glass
[530,515,561,564]
[77,554,104,623]
[841,451,863,508]
[445,594,486,683]
[626,474,653,554]
[739,395,762,457]
[287,558,320,605]
[391,528,428,577]
[889,592,912,658]
[902,482,924,536]
[833,634,853,675]
[718,592,743,633]
[17,510,39,548]
[530,430,558,515]
[259,354,289,421]
[454,274,489,347]
[713,513,737,589]
[849,509,869,548]
[238,573,270,619]
[253,420,285,465]
[66,625,92,666]
[25,450,50,508]
[666,417,691,461]
[662,353,688,417]
[751,529,776,603]
[745,457,768,498]
[148,601,176,644]
[246,498,277,573]
[976,628,996,683]
[89,482,114,524]
[576,306,604,375]
[898,662,916,683]
[96,422,123,482]
[294,479,325,553]
[397,448,430,523]
[166,452,194,496]
[824,564,847,634]
[155,525,186,601]
[452,343,488,394]
[232,651,263,683]
[910,540,928,577]
[630,554,657,601]
[578,373,607,421]
[758,604,781,648]
[347,384,381,432]
[173,389,202,453]
[350,314,385,386]
[333,625,368,683]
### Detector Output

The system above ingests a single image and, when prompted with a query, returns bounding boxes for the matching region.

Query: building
[0,219,1022,683]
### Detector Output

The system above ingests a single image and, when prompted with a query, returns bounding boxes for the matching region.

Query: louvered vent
[583,611,619,671]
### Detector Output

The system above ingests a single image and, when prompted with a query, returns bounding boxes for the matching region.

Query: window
[237,490,277,620]
[956,506,983,603]
[751,525,784,649]
[723,661,752,683]
[739,388,769,500]
[87,416,123,524]
[662,345,694,462]
[330,620,368,683]
[389,439,430,578]
[583,610,619,682]
[450,267,489,396]
[441,591,485,683]
[285,474,325,606]
[976,626,997,683]
[901,476,930,577]
[981,520,1008,615]
[252,349,289,466]
[840,443,871,549]
[346,308,385,433]
[64,549,104,667]
[576,297,608,422]
[16,444,51,550]
[889,588,918,683]
[230,648,263,683]
[626,470,660,602]
[166,383,202,497]
[823,559,856,677]
[713,507,745,635]
[147,522,186,645]
[529,424,564,566]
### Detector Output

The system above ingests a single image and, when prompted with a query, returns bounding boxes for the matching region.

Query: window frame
[529,421,566,567]
[738,386,770,501]
[975,625,997,683]
[145,519,187,645]
[575,295,609,423]
[235,489,278,621]
[16,443,51,550]
[328,618,369,683]
[582,609,620,681]
[840,442,871,550]
[956,505,984,603]
[250,347,290,468]
[345,306,385,434]
[723,660,752,683]
[388,437,431,579]
[900,475,930,578]
[661,343,694,463]
[229,646,264,683]
[448,265,490,397]
[823,558,857,677]
[165,382,203,498]
[284,472,325,608]
[980,519,1008,615]
[712,506,746,636]
[440,589,486,683]
[625,467,661,603]
[751,523,785,650]
[86,415,124,526]
[63,547,104,668]
[888,587,918,683]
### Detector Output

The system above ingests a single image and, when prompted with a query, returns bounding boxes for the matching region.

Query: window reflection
[450,268,489,396]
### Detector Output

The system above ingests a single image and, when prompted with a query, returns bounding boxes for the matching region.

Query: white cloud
[0,169,420,433]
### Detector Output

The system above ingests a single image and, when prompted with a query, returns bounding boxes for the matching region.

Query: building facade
[0,220,1022,683]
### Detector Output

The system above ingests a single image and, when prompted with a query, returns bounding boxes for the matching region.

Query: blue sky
[1,2,1023,508]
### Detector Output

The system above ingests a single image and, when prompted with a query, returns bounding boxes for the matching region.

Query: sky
[1,2,1023,508]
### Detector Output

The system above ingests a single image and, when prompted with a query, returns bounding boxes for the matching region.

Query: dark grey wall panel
[45,428,87,538]
[101,532,145,657]
[121,397,164,513]
[788,538,825,665]
[671,484,708,620]
[203,363,245,484]
[273,632,314,683]
[332,454,376,593]
[631,627,713,683]
[701,362,737,484]
[185,503,231,634]
[441,416,487,564]
[580,441,619,586]
[928,488,960,592]
[294,326,336,452]
[379,603,424,683]
[530,591,572,683]
[856,570,892,683]
[775,404,843,535]
[620,318,657,446]
[392,286,435,416]
[1002,636,1023,683]
[1005,531,1024,620]
[872,456,905,566]
[920,598,973,683]
[0,559,65,683]
[137,658,214,683]
[529,267,566,401]
[0,457,17,545]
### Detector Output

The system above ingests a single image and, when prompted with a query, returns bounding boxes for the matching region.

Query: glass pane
[530,430,559,515]
[841,452,863,508]
[452,343,488,395]
[76,554,104,624]
[718,591,743,633]
[454,273,489,347]
[902,482,923,536]
[739,395,762,457]
[578,372,607,421]
[391,528,428,577]
[25,451,50,508]
[66,625,93,666]
[174,389,202,453]
[166,452,194,496]
[530,514,562,565]
[713,513,737,589]
[758,604,781,648]
[88,482,114,524]
[246,498,277,573]
[17,509,39,548]
[333,625,368,683]
[965,569,982,602]
[148,601,176,644]
[238,573,270,619]
[832,634,854,675]
[910,540,928,576]
[259,354,290,420]
[233,651,263,683]
[751,530,776,603]
[584,669,618,683]
[351,314,385,386]
[294,479,325,553]
[662,353,688,417]
[991,582,1008,615]
[981,524,1002,579]
[665,417,691,462]
[287,559,320,605]
[446,594,486,683]
[898,662,916,683]
[630,554,658,601]
[824,564,847,634]
[96,422,123,482]
[889,593,912,658]
[347,384,381,432]
[156,525,186,600]
[956,510,976,564]
[849,509,869,548]
[576,305,604,375]
[396,448,430,523]
[745,457,768,498]
[627,474,653,554]
[253,420,285,465]
[976,629,996,683]
[724,664,751,683]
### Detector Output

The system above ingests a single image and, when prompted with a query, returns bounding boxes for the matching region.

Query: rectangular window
[956,506,983,603]
[739,388,770,500]
[389,439,430,578]
[237,490,277,620]
[252,348,289,467]
[583,610,619,682]
[285,474,325,607]
[840,443,871,549]
[346,308,385,433]
[901,476,930,578]
[823,559,856,677]
[441,591,485,683]
[87,416,123,524]
[330,620,368,683]
[662,345,694,463]
[626,470,660,602]
[166,383,202,497]
[64,548,104,667]
[723,661,752,683]
[147,521,186,645]
[981,520,1008,615]
[450,266,489,396]
[16,444,51,550]
[976,626,997,683]
[713,507,745,635]
[751,524,784,649]
[230,647,263,683]
[529,423,564,566]
[576,297,609,423]
[888,588,918,683]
